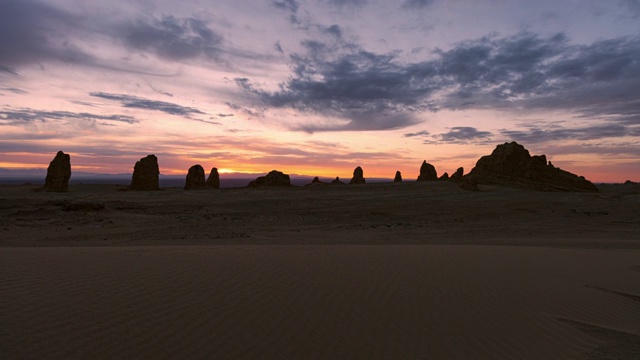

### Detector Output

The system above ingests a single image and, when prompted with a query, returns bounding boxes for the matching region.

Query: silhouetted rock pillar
[349,166,366,184]
[43,151,71,192]
[129,155,160,191]
[438,172,449,181]
[394,171,402,182]
[206,167,220,189]
[417,161,438,181]
[184,165,206,190]
[331,177,345,185]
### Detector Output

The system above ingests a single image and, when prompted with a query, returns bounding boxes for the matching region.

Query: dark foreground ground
[1,182,639,359]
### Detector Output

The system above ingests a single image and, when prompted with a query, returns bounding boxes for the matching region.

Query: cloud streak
[89,92,206,117]
[0,108,138,125]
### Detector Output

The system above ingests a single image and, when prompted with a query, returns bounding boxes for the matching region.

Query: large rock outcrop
[417,161,438,181]
[394,171,402,182]
[465,142,598,192]
[129,155,160,191]
[206,167,220,189]
[184,165,206,190]
[248,170,291,187]
[43,151,71,192]
[349,166,366,184]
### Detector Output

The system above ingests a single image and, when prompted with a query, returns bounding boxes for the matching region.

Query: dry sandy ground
[1,181,639,359]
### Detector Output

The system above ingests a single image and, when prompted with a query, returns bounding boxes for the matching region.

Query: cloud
[619,0,640,17]
[403,130,430,138]
[0,65,18,75]
[0,87,28,95]
[438,127,493,142]
[500,124,640,143]
[402,0,435,9]
[0,0,91,67]
[0,108,138,125]
[272,0,301,25]
[117,15,224,62]
[274,41,284,54]
[236,30,639,134]
[89,92,206,117]
[325,0,368,7]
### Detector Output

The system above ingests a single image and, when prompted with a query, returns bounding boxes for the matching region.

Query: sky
[1,0,639,182]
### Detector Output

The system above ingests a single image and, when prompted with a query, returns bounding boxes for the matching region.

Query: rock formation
[184,165,206,190]
[349,166,366,184]
[206,167,220,189]
[417,161,438,181]
[306,176,328,186]
[129,155,160,191]
[394,171,402,182]
[331,177,346,185]
[248,170,291,187]
[438,172,449,181]
[449,167,464,183]
[43,151,71,192]
[465,142,598,192]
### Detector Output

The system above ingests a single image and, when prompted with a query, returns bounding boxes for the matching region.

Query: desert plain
[1,181,639,359]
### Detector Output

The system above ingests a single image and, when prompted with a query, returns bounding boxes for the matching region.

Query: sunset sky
[1,0,639,181]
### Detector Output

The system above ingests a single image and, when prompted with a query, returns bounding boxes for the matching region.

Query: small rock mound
[248,170,291,187]
[394,171,402,182]
[417,161,438,181]
[184,165,206,190]
[129,155,160,191]
[206,168,220,189]
[331,177,346,185]
[438,172,449,181]
[349,166,366,184]
[449,167,464,183]
[465,142,598,192]
[306,176,328,186]
[43,151,71,192]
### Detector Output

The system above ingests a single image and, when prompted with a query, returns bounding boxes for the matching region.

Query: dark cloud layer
[501,124,640,143]
[90,92,206,117]
[0,0,90,66]
[402,0,435,9]
[118,16,224,61]
[237,30,640,134]
[0,108,138,125]
[0,0,225,71]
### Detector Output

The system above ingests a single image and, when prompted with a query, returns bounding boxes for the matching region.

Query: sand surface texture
[1,182,639,359]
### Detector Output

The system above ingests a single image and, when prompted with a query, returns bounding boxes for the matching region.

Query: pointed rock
[449,167,464,182]
[438,172,449,181]
[206,167,220,189]
[394,171,402,182]
[43,151,71,192]
[349,166,366,184]
[417,161,438,181]
[465,142,598,192]
[129,155,160,191]
[184,165,206,190]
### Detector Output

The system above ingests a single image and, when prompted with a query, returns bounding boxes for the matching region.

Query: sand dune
[1,182,639,359]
